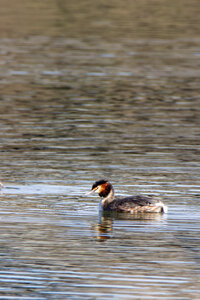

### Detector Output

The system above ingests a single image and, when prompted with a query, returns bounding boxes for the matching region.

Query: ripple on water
[0,8,200,298]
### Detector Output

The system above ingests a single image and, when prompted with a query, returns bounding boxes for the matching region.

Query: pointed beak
[85,187,98,196]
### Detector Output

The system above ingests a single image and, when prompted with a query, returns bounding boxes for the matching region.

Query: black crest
[92,179,108,190]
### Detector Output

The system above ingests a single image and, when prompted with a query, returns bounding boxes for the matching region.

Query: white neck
[101,188,115,206]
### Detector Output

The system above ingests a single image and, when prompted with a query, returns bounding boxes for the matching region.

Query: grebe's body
[87,180,168,214]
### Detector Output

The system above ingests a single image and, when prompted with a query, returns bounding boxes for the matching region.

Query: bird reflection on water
[93,210,167,242]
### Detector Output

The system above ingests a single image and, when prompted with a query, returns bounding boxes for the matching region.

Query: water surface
[0,0,200,299]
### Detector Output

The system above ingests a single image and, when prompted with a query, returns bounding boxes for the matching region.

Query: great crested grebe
[87,180,168,213]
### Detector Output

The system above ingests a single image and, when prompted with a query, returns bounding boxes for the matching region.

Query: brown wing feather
[105,195,160,212]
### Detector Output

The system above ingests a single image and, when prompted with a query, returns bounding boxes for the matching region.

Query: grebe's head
[87,180,112,198]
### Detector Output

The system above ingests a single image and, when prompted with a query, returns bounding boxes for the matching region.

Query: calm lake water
[0,0,200,299]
